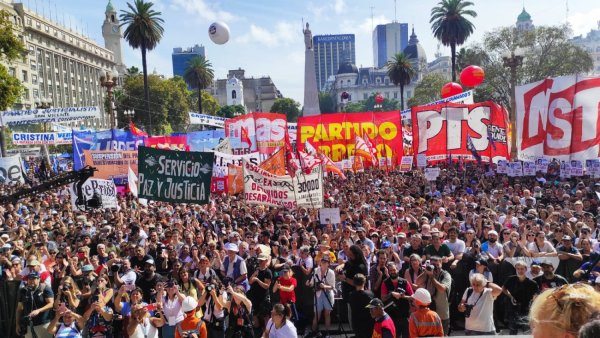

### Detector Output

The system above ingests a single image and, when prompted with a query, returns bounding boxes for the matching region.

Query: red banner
[225,112,287,155]
[144,136,188,151]
[411,102,510,163]
[297,111,403,162]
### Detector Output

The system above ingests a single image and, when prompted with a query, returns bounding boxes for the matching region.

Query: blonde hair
[529,283,600,335]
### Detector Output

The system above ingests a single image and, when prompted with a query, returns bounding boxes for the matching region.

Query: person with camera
[263,303,298,338]
[83,292,114,338]
[174,297,206,338]
[47,307,86,338]
[198,276,228,338]
[224,284,254,338]
[248,253,273,335]
[127,302,166,338]
[158,280,186,338]
[458,273,502,335]
[417,256,452,335]
[108,257,137,288]
[502,261,539,335]
[408,288,444,337]
[16,271,55,338]
[306,255,335,338]
[54,276,81,311]
[381,262,413,338]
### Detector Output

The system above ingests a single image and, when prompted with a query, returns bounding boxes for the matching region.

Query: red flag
[355,135,374,163]
[298,150,322,174]
[284,130,299,177]
[130,121,148,137]
[320,153,346,180]
[259,148,286,176]
[363,132,378,166]
[241,126,252,148]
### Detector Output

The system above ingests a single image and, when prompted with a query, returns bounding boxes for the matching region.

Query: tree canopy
[270,98,301,122]
[318,92,336,113]
[344,93,400,112]
[386,53,415,110]
[216,105,245,118]
[407,73,448,107]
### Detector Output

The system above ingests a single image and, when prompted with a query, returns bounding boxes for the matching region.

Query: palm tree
[125,66,141,78]
[120,0,164,133]
[430,0,477,82]
[183,56,214,114]
[386,53,415,110]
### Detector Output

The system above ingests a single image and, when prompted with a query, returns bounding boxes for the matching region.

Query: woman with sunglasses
[158,281,185,338]
[263,303,298,338]
[54,276,81,311]
[224,284,253,338]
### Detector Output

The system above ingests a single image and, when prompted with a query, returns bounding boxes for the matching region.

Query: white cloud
[171,0,237,23]
[333,0,346,15]
[235,21,298,48]
[568,8,600,37]
[307,0,347,19]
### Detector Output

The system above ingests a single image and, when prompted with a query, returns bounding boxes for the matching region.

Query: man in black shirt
[502,261,539,335]
[16,271,55,338]
[534,262,568,292]
[349,273,375,338]
[129,245,153,271]
[247,253,273,332]
[135,258,166,303]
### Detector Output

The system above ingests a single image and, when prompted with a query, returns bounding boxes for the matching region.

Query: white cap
[413,288,432,305]
[181,296,198,312]
[224,242,239,252]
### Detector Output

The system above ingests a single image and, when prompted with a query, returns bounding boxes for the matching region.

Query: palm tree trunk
[198,86,202,114]
[141,43,151,134]
[400,84,405,110]
[451,43,457,82]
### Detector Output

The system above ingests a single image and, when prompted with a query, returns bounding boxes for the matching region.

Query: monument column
[303,23,321,116]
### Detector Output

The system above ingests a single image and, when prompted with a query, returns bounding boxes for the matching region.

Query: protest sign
[188,112,227,128]
[1,106,101,126]
[69,178,118,210]
[138,147,214,204]
[319,208,341,224]
[522,162,536,176]
[83,150,137,183]
[0,155,24,184]
[12,132,72,145]
[424,167,441,181]
[399,156,413,172]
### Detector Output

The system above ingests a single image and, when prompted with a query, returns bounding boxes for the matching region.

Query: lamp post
[340,91,350,111]
[100,69,119,129]
[374,93,384,112]
[124,109,135,128]
[35,97,53,171]
[502,48,525,160]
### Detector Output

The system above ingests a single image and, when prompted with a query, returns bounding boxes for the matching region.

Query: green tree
[386,53,415,110]
[216,105,246,118]
[120,0,164,134]
[125,66,141,77]
[191,91,220,116]
[270,98,301,122]
[318,92,336,113]
[183,55,214,114]
[0,10,27,156]
[165,76,191,132]
[118,74,169,134]
[430,0,477,82]
[407,73,448,107]
[343,94,399,112]
[467,24,593,108]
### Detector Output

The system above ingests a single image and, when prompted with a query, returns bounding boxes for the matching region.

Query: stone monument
[303,23,321,116]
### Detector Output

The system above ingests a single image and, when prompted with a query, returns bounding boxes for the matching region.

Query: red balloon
[460,65,485,87]
[441,82,463,98]
[375,94,384,104]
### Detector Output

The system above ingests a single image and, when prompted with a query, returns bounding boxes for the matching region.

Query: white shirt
[129,317,159,338]
[162,295,184,326]
[220,256,247,279]
[311,267,336,303]
[463,288,496,333]
[527,241,556,254]
[444,239,466,256]
[266,318,298,338]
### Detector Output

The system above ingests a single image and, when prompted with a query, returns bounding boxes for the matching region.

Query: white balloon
[208,22,230,45]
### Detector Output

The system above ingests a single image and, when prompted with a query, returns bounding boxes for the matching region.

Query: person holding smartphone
[47,307,86,338]
[83,294,114,338]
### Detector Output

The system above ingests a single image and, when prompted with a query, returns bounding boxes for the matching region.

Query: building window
[394,92,398,99]
[232,90,237,99]
[363,93,368,100]
[384,78,389,85]
[32,74,37,84]
[376,77,381,84]
[33,89,39,99]
[407,90,412,98]
[8,67,15,77]
[22,70,27,82]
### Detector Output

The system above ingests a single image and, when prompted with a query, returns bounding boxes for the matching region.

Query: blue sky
[23,0,600,104]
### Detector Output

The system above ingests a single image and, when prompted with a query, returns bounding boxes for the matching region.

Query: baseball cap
[82,264,94,272]
[224,242,239,252]
[145,259,155,265]
[257,253,269,261]
[28,271,40,279]
[365,298,384,309]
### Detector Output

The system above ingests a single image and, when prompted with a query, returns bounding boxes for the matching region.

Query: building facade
[0,0,118,129]
[373,22,409,69]
[312,34,355,91]
[172,44,206,77]
[102,0,127,75]
[571,22,600,76]
[208,68,282,113]
[516,8,534,33]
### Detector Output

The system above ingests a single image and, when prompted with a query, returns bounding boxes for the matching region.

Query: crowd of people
[2,159,600,338]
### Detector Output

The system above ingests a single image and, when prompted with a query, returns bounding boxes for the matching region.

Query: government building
[0,0,124,129]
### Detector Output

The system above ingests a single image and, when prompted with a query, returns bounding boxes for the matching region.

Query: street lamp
[100,69,119,129]
[502,47,525,160]
[35,97,53,171]
[123,109,135,127]
[374,93,384,112]
[340,91,350,111]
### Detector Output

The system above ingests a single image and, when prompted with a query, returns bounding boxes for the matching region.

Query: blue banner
[187,130,225,151]
[72,129,144,170]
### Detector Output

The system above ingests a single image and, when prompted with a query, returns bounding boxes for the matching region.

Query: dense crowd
[2,160,600,338]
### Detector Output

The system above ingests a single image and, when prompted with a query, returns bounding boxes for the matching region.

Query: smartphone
[77,252,85,259]
[58,302,66,313]
[146,303,157,311]
[124,284,136,291]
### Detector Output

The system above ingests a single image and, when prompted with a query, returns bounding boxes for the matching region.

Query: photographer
[198,276,228,338]
[53,276,81,311]
[224,285,254,338]
[16,271,55,338]
[381,262,413,338]
[458,273,502,335]
[247,253,273,334]
[158,280,186,338]
[502,261,539,335]
[306,255,335,338]
[108,257,136,288]
[417,256,452,335]
[47,308,85,338]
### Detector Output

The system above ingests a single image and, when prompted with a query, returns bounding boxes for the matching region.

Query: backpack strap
[176,322,183,337]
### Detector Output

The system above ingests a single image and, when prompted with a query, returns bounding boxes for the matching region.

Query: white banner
[319,208,341,224]
[424,167,440,181]
[188,113,227,128]
[69,178,118,209]
[213,151,262,178]
[1,106,101,126]
[243,159,323,209]
[522,161,536,176]
[12,132,72,145]
[400,90,474,120]
[213,138,232,154]
[0,155,24,184]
